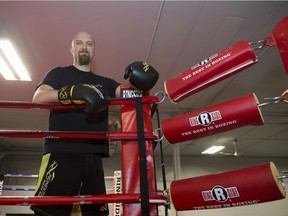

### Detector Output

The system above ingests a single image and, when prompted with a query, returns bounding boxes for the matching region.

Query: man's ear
[70,45,73,55]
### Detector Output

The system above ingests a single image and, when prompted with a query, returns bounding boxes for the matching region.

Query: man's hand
[124,61,159,91]
[58,84,110,113]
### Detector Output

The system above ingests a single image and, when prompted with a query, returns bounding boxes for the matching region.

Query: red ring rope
[0,193,168,206]
[0,130,157,140]
[0,96,159,110]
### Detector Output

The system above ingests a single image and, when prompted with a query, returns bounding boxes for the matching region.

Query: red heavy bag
[120,85,158,216]
[264,16,288,74]
[170,162,286,211]
[164,40,257,103]
[162,93,264,144]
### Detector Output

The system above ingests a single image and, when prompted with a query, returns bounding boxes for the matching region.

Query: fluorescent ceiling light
[0,39,31,81]
[202,146,225,154]
[0,55,17,80]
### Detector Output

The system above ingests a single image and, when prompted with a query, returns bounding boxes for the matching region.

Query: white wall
[1,154,288,216]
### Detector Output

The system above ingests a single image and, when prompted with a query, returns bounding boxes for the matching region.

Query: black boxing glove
[58,84,110,113]
[124,61,159,91]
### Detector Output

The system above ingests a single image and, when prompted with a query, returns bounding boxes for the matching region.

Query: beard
[77,52,91,65]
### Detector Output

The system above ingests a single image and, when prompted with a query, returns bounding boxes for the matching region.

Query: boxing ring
[0,94,168,216]
[0,16,288,216]
[0,90,287,215]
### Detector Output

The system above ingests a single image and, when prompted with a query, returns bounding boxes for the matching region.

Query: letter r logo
[198,112,212,126]
[212,186,228,202]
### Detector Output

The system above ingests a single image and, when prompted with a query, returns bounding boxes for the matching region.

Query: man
[31,31,121,216]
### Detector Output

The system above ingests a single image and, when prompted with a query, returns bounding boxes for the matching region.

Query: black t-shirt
[38,66,120,155]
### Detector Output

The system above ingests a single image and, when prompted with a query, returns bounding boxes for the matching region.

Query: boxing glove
[58,84,110,113]
[124,61,159,91]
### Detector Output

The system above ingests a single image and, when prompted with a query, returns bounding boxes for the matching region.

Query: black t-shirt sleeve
[36,67,63,90]
[104,78,120,98]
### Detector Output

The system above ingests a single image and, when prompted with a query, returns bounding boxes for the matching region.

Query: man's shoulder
[50,65,72,71]
[47,66,76,76]
[91,73,117,83]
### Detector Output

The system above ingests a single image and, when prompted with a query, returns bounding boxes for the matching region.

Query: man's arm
[32,84,58,103]
[34,83,118,103]
[33,84,110,113]
[115,85,121,98]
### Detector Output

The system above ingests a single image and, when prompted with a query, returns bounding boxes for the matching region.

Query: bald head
[70,31,96,69]
[71,32,95,46]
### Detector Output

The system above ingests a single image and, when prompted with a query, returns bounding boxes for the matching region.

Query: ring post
[120,85,158,216]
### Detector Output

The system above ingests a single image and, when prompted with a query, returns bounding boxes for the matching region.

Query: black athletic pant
[31,153,109,216]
